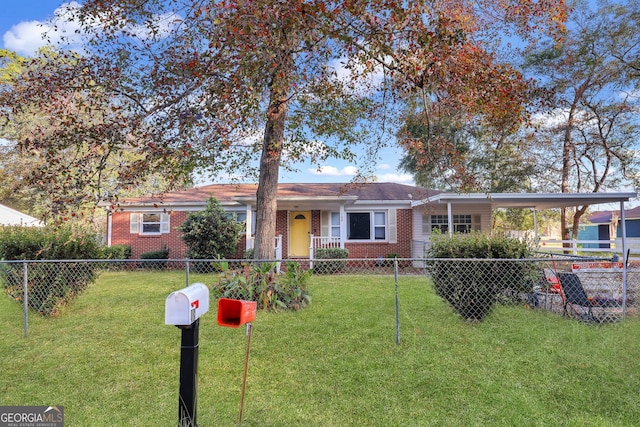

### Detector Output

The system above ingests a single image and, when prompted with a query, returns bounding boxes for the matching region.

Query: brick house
[102,182,489,259]
[101,183,637,259]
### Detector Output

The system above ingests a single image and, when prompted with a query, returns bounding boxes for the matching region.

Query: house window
[430,214,473,233]
[130,212,170,235]
[374,212,386,239]
[330,212,340,237]
[347,211,386,240]
[224,210,255,234]
[142,213,162,234]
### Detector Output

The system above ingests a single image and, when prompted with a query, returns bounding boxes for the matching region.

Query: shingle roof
[120,182,435,205]
[587,205,640,223]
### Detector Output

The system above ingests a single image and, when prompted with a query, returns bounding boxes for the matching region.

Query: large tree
[0,0,567,259]
[0,48,188,222]
[524,0,640,240]
[398,101,540,193]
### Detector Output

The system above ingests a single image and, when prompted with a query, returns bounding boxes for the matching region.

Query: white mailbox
[165,283,210,326]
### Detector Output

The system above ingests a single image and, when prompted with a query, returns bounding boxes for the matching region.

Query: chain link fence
[2,256,639,337]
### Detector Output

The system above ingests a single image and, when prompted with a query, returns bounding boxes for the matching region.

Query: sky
[0,1,414,186]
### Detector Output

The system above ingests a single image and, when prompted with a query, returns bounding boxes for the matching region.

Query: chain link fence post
[23,261,28,338]
[394,258,400,345]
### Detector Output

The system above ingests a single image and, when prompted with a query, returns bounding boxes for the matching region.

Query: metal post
[23,261,28,339]
[238,323,253,427]
[620,201,628,318]
[178,319,200,427]
[394,259,400,345]
[185,259,190,288]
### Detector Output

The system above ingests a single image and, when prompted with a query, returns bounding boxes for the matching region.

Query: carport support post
[178,318,200,427]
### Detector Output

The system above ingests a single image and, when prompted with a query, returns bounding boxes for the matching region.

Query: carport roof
[411,192,638,210]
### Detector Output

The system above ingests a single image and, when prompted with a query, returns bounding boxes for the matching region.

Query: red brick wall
[110,211,188,258]
[344,208,412,258]
[311,210,321,236]
[275,210,288,257]
[109,208,413,259]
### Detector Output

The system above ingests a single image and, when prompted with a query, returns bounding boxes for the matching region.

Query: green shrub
[212,261,312,311]
[313,248,348,274]
[0,225,101,316]
[139,246,170,269]
[426,231,536,322]
[179,197,243,260]
[101,244,132,260]
[99,245,132,271]
[0,224,102,260]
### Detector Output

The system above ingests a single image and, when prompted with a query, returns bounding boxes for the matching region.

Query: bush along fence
[2,257,639,338]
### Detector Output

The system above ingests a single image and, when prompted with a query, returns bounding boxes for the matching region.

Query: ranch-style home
[101,182,637,260]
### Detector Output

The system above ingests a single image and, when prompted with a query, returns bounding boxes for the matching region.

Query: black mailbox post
[165,283,210,427]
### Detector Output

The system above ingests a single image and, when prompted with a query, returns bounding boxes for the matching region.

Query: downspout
[447,202,453,238]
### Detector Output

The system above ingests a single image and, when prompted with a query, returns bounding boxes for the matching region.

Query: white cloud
[309,165,358,177]
[3,2,83,56]
[3,2,180,57]
[282,139,328,162]
[3,21,48,56]
[326,55,387,94]
[305,164,413,185]
[377,173,415,185]
[127,13,179,41]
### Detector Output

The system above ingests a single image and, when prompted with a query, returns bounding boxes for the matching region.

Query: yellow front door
[289,211,310,257]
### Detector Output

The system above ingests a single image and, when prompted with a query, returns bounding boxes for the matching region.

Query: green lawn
[2,271,639,426]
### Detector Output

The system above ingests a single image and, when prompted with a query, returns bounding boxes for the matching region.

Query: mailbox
[218,298,257,328]
[165,283,210,326]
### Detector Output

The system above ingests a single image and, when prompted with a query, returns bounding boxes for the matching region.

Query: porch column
[245,205,253,251]
[620,200,628,258]
[340,204,346,249]
[106,211,113,246]
[447,202,453,237]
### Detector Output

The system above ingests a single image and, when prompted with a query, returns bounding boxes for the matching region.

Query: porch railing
[245,235,283,260]
[309,235,341,265]
[311,235,341,250]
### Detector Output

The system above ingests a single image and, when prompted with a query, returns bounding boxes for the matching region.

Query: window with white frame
[430,214,473,233]
[130,212,170,235]
[142,213,162,233]
[223,210,256,234]
[347,211,387,240]
[330,212,340,237]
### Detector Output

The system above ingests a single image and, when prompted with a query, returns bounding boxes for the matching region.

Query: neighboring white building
[0,204,42,227]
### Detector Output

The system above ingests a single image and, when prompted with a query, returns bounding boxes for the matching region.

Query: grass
[2,271,640,426]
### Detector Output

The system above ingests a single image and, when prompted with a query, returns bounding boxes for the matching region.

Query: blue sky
[0,1,413,186]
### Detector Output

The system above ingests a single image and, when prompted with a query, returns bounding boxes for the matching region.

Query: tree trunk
[572,207,587,244]
[560,83,589,244]
[560,115,572,243]
[254,84,288,261]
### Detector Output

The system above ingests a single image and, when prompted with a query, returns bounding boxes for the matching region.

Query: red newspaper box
[217,298,257,328]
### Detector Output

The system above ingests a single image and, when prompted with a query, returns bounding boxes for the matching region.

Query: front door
[289,211,310,257]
